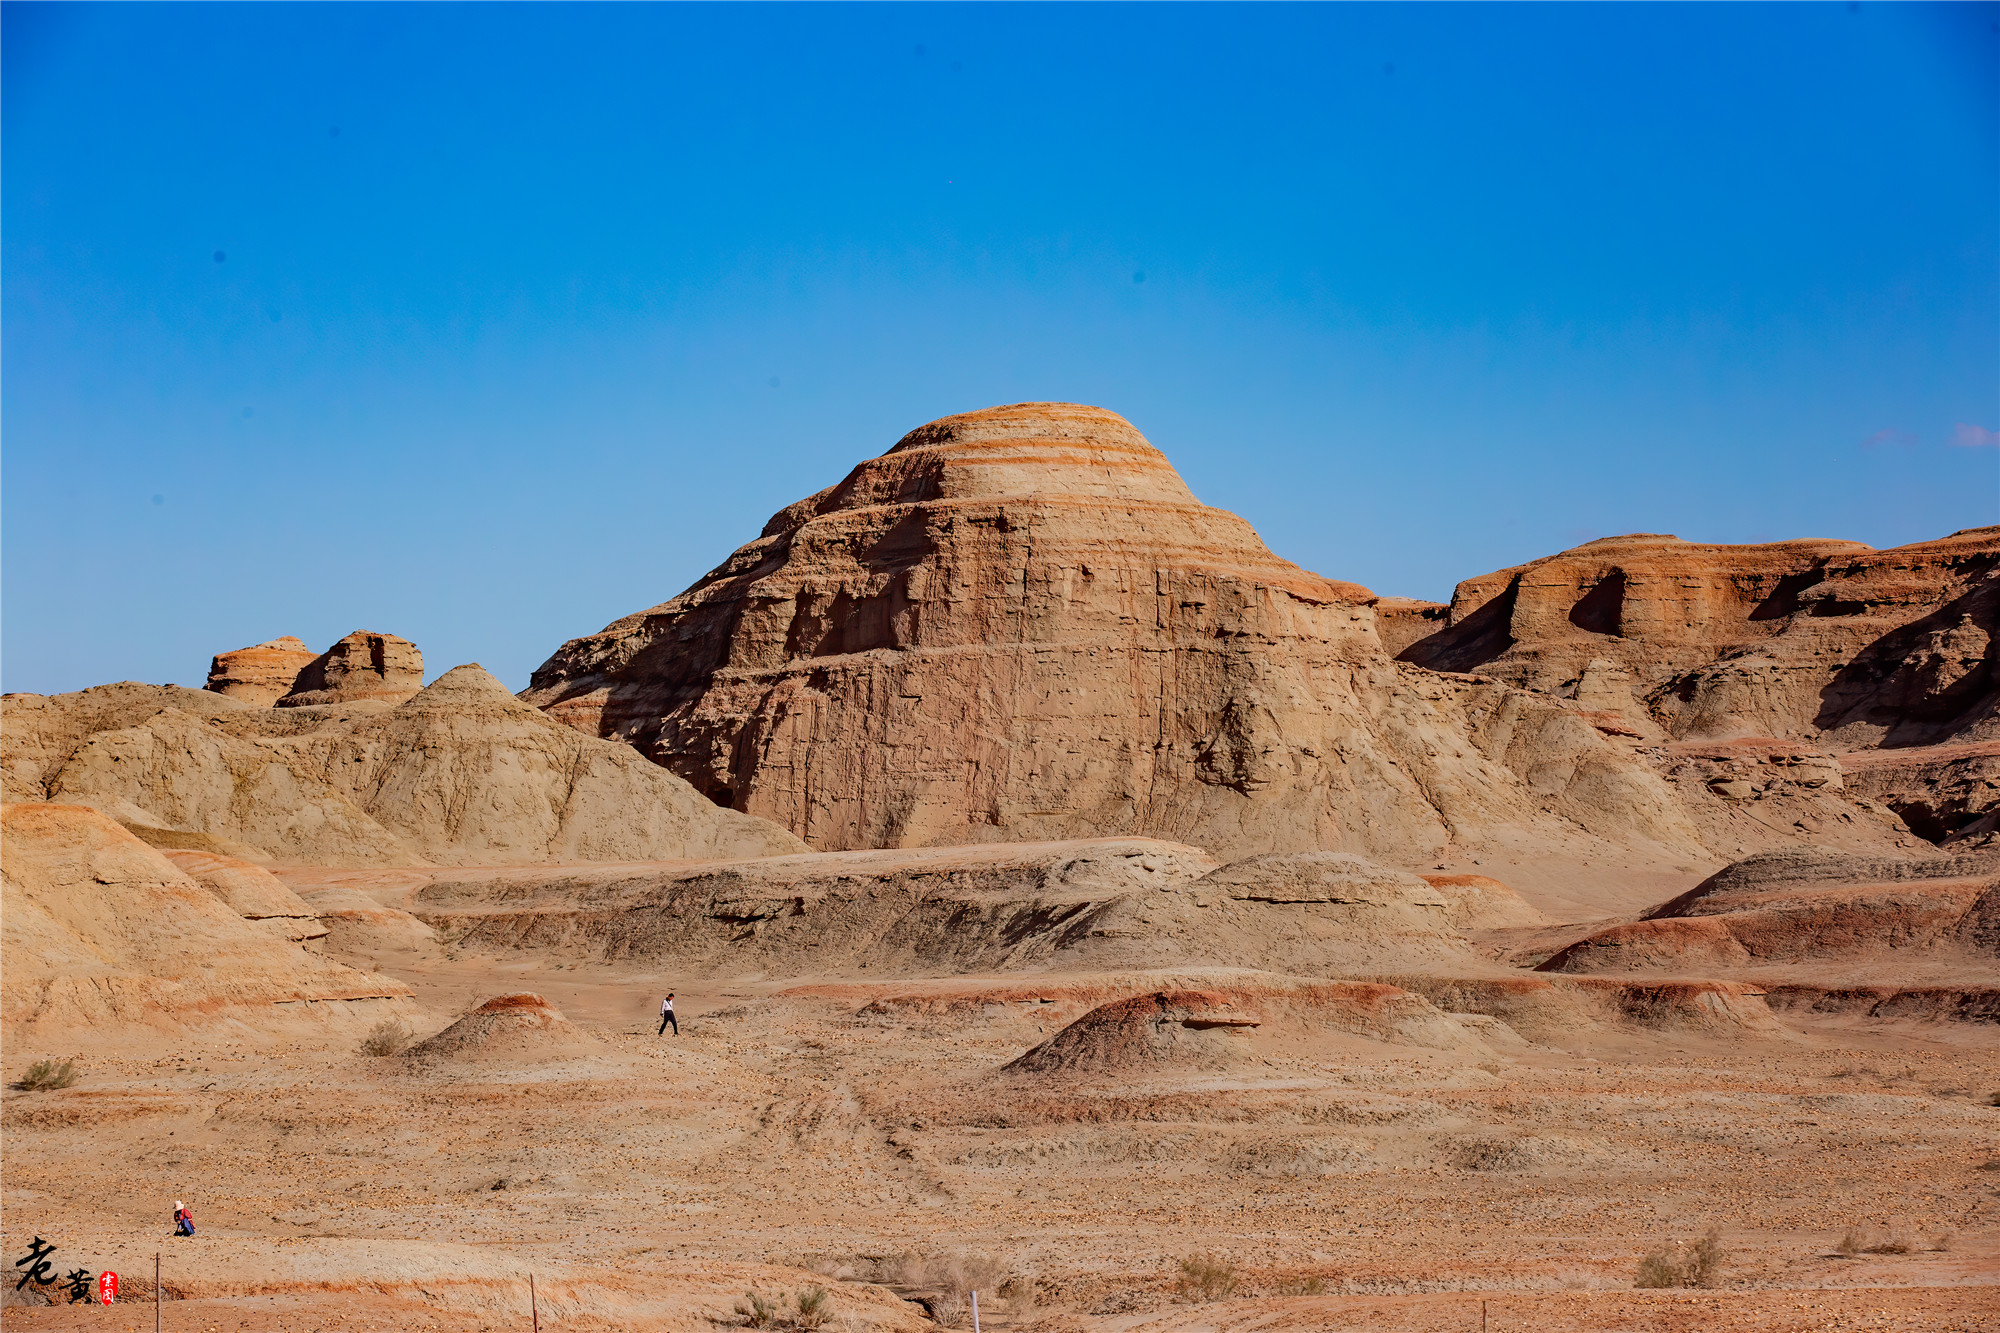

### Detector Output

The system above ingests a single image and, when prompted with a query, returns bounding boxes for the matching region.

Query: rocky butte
[2,399,1995,1330]
[524,403,1707,869]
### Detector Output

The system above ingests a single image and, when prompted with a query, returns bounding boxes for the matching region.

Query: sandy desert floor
[5,916,1998,1333]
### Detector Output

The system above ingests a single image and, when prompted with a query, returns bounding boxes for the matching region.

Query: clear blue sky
[5,2,1995,696]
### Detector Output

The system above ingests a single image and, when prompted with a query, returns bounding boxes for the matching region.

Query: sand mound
[1001,991,1262,1077]
[5,666,805,867]
[0,804,409,1040]
[996,977,1503,1080]
[401,993,596,1064]
[1539,846,2000,975]
[1417,873,1546,929]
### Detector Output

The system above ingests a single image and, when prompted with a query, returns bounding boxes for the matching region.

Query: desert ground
[5,405,1995,1330]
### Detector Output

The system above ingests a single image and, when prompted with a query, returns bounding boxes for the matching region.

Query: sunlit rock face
[525,403,1704,864]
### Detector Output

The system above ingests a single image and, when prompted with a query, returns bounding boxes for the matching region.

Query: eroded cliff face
[524,403,1703,864]
[1397,529,2000,751]
[1391,527,2000,848]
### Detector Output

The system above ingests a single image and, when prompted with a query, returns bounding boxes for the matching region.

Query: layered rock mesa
[1392,528,2000,846]
[205,636,319,705]
[3,667,805,867]
[1396,529,2000,749]
[205,630,424,708]
[524,402,1704,864]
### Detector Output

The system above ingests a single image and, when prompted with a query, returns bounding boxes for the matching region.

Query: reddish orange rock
[1399,528,2000,749]
[205,636,319,705]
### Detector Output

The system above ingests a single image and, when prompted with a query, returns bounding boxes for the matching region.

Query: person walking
[657,991,678,1036]
[172,1200,194,1237]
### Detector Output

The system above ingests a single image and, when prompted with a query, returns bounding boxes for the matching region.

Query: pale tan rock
[205,636,319,705]
[1416,873,1547,930]
[298,665,807,865]
[523,403,1705,867]
[279,630,425,707]
[1,682,249,802]
[44,704,424,866]
[159,848,328,943]
[9,666,805,868]
[0,803,409,1038]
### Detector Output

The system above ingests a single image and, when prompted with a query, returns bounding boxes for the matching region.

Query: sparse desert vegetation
[13,1057,78,1091]
[1634,1230,1726,1288]
[1178,1253,1243,1301]
[359,1018,412,1056]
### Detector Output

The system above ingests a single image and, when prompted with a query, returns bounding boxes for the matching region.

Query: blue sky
[5,2,1995,695]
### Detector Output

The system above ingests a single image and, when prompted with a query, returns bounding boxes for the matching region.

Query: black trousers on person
[658,1011,677,1035]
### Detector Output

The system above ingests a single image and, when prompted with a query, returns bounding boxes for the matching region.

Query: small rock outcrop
[279,631,425,708]
[1002,990,1262,1076]
[205,637,321,706]
[400,993,593,1065]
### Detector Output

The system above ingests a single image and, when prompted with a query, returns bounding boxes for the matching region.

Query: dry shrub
[1839,1225,1920,1256]
[359,1019,411,1057]
[1276,1275,1327,1296]
[794,1287,831,1330]
[734,1290,778,1328]
[930,1292,969,1328]
[1633,1230,1724,1288]
[895,1249,1011,1299]
[15,1059,78,1091]
[1177,1254,1240,1301]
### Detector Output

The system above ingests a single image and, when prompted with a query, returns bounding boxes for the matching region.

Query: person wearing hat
[172,1200,194,1237]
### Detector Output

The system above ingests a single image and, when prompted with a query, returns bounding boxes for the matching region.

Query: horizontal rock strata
[524,402,1705,866]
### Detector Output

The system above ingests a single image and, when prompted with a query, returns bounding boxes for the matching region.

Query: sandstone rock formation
[412,840,1514,980]
[1537,845,1999,977]
[159,848,329,944]
[279,630,425,707]
[3,669,806,867]
[0,803,409,1039]
[1398,528,2000,752]
[299,664,806,865]
[524,403,1706,868]
[205,636,320,705]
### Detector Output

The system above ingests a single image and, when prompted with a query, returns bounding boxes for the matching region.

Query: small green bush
[15,1059,78,1091]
